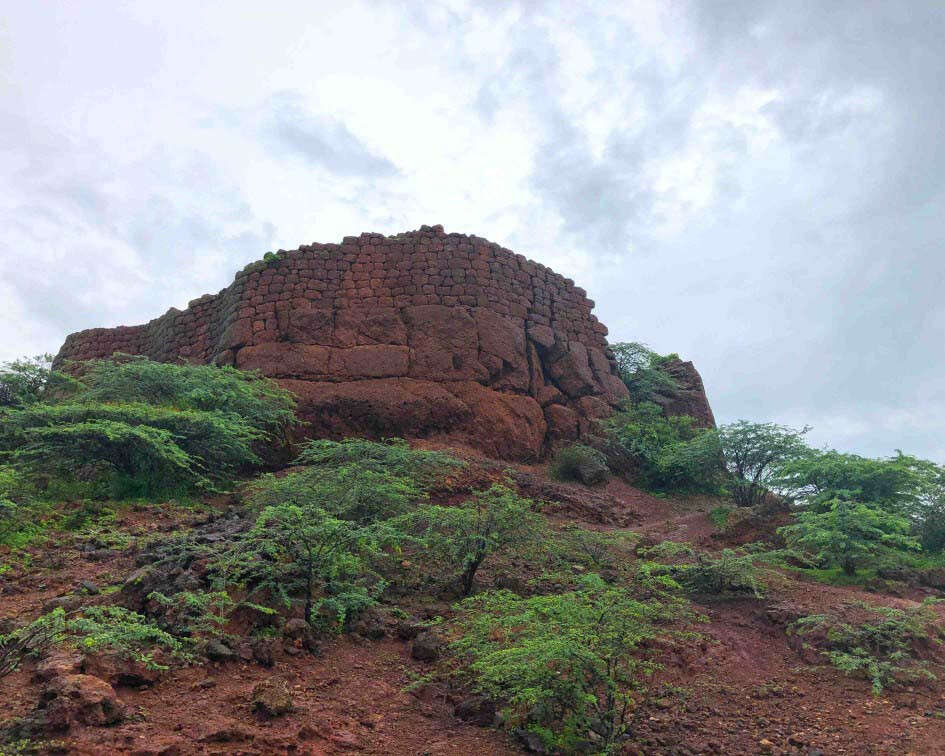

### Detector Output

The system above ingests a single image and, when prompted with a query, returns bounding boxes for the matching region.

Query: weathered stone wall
[55,225,630,459]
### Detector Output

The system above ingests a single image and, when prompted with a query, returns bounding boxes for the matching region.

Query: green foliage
[780,498,920,576]
[792,566,878,587]
[550,525,640,574]
[220,489,388,631]
[0,466,42,549]
[550,444,609,486]
[0,606,189,679]
[711,421,812,507]
[610,342,681,405]
[789,599,944,695]
[776,449,939,516]
[0,354,79,407]
[0,356,297,497]
[775,449,945,556]
[65,605,189,668]
[218,440,457,629]
[147,590,234,642]
[0,609,67,679]
[294,437,460,487]
[608,402,720,492]
[76,354,296,437]
[640,541,779,597]
[708,505,732,531]
[670,548,770,597]
[4,402,268,481]
[8,416,197,497]
[246,466,422,526]
[916,483,945,553]
[450,576,680,753]
[391,484,544,596]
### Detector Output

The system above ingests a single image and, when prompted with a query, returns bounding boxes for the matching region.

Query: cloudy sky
[2,1,943,460]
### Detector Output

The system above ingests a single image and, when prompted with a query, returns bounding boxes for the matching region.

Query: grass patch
[791,566,879,587]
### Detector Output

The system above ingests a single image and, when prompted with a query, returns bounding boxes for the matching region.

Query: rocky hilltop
[55,225,633,459]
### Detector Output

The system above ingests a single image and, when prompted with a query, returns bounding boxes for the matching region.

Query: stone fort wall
[55,225,630,459]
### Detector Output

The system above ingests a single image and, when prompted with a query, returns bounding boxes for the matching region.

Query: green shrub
[0,354,79,407]
[391,484,544,596]
[66,605,190,668]
[550,525,640,574]
[708,506,732,530]
[449,575,681,753]
[639,542,785,597]
[607,402,720,492]
[294,438,460,486]
[220,440,458,628]
[779,499,920,576]
[246,466,423,526]
[147,590,234,642]
[670,548,769,597]
[0,465,42,549]
[610,342,681,405]
[550,444,609,486]
[219,491,387,630]
[788,599,944,695]
[76,354,296,438]
[0,357,297,497]
[0,606,190,679]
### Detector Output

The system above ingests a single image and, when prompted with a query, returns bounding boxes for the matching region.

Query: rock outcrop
[54,225,631,459]
[656,357,716,429]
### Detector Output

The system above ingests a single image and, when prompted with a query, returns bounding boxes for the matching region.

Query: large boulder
[655,358,716,428]
[39,674,124,731]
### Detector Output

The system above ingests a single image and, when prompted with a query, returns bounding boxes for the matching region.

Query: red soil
[3,459,945,754]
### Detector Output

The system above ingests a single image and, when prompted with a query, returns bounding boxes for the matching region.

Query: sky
[1,0,943,461]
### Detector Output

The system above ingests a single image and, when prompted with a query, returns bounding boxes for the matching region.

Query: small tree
[246,465,424,525]
[450,576,676,752]
[392,484,544,595]
[779,499,920,576]
[711,421,811,507]
[222,498,383,630]
[776,449,938,515]
[0,354,78,407]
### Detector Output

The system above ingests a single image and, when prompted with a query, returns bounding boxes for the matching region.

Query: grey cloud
[0,121,277,347]
[263,94,398,177]
[473,0,945,460]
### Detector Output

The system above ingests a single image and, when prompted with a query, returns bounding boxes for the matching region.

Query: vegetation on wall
[610,342,681,406]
